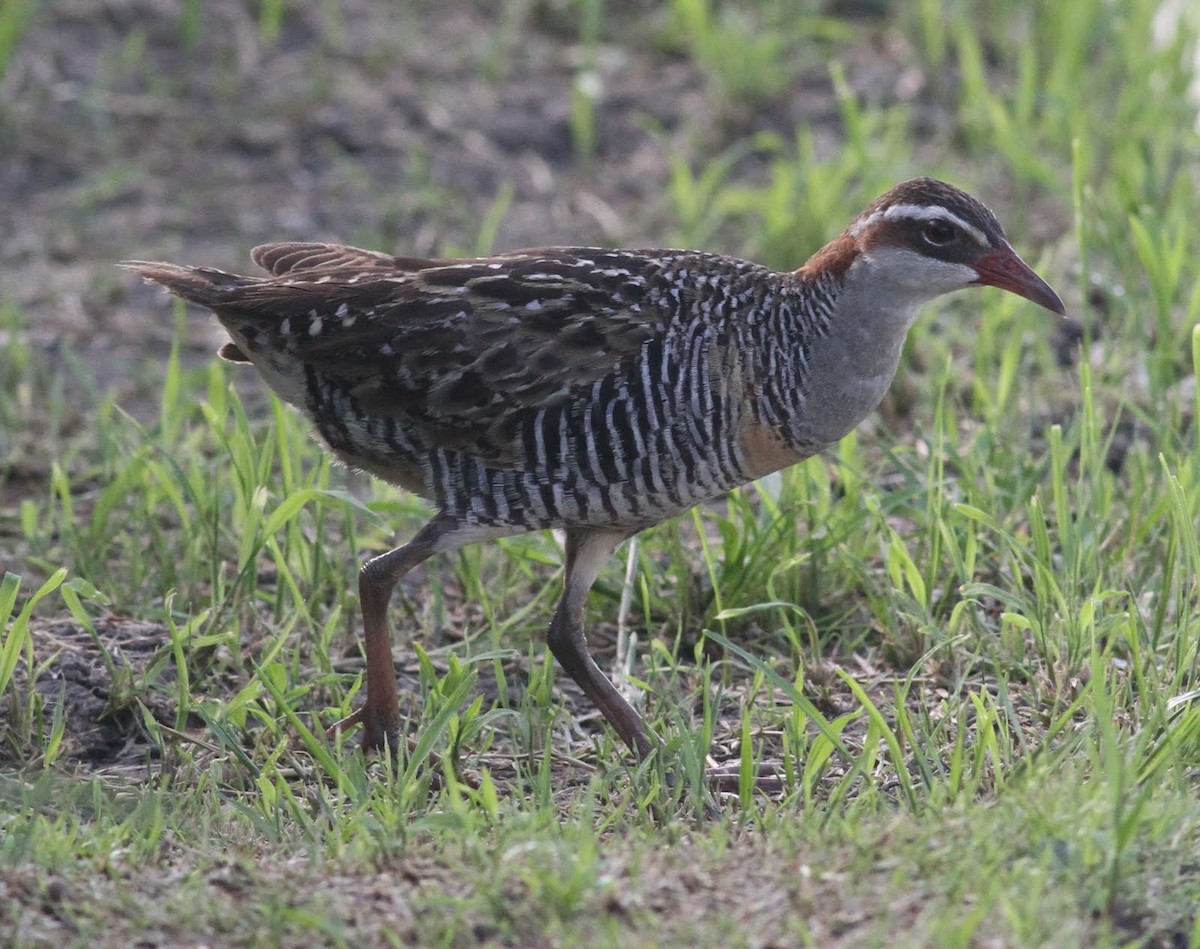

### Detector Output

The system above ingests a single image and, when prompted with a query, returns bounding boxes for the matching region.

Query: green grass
[3,0,1200,945]
[662,0,856,109]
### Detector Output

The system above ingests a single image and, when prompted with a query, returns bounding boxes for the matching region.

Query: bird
[123,177,1065,760]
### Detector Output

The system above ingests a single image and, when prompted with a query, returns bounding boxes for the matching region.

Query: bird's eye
[922,219,957,246]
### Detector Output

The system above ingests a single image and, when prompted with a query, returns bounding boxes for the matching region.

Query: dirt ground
[0,1,944,771]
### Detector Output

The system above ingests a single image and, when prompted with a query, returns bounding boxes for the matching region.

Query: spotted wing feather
[127,244,683,466]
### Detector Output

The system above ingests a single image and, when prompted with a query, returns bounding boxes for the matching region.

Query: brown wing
[302,248,673,463]
[250,241,460,277]
[252,242,396,275]
[129,243,684,466]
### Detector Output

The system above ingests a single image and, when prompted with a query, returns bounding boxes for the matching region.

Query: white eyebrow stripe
[852,204,990,246]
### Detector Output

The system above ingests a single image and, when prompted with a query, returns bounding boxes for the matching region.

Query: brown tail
[119,260,258,308]
[121,261,259,362]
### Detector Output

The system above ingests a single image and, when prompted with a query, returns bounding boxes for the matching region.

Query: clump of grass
[664,64,913,266]
[664,0,854,109]
[0,0,36,80]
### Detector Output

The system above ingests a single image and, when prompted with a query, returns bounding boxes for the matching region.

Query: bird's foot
[326,703,400,755]
[705,760,785,797]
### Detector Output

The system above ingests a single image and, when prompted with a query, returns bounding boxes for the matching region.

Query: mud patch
[0,617,176,770]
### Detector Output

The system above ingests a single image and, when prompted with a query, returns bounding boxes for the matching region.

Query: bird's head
[803,177,1066,316]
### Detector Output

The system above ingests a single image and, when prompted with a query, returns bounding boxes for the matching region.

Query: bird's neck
[766,256,924,450]
[830,252,928,359]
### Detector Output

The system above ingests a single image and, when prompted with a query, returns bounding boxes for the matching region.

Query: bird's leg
[546,527,652,758]
[327,513,494,754]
